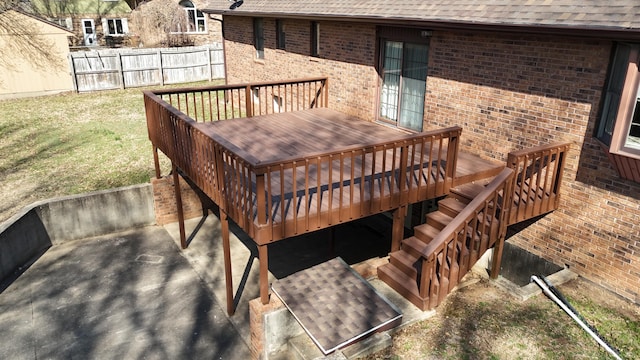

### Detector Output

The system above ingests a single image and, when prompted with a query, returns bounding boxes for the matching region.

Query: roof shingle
[203,0,640,33]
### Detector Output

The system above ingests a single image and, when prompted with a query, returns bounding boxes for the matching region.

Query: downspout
[208,14,227,85]
[531,275,623,360]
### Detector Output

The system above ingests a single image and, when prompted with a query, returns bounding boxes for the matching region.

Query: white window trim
[102,18,129,36]
[174,1,207,34]
[608,47,640,159]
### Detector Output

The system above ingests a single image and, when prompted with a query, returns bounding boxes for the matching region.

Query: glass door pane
[379,41,403,122]
[399,43,429,131]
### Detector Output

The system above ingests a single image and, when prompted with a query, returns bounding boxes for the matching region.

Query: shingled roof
[203,0,640,38]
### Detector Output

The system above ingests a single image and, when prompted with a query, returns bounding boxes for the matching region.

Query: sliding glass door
[379,40,429,131]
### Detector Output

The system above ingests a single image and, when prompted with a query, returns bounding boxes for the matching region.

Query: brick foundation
[249,296,285,360]
[151,175,205,226]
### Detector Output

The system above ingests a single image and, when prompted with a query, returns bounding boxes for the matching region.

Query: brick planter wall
[151,175,205,226]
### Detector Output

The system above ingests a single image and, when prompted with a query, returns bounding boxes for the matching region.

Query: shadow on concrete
[0,226,250,359]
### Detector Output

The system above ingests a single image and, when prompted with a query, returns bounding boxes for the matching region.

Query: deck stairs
[378,173,509,311]
[378,142,571,311]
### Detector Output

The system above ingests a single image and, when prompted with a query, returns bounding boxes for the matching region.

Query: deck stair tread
[389,250,421,278]
[426,211,454,230]
[401,236,431,258]
[412,223,441,244]
[450,181,491,201]
[377,262,429,309]
[437,197,468,217]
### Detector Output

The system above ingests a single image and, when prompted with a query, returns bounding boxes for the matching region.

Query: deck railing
[230,127,461,244]
[144,78,462,245]
[506,142,571,224]
[149,77,328,123]
[417,168,514,309]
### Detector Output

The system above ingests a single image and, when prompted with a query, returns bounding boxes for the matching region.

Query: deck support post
[391,206,408,253]
[490,236,505,279]
[153,145,161,178]
[258,244,269,304]
[221,210,235,315]
[172,163,187,249]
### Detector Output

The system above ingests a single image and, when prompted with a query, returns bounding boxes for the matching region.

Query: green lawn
[0,82,216,223]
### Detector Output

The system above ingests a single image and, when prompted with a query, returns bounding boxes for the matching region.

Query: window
[378,40,429,132]
[311,21,320,56]
[102,18,128,36]
[254,18,264,59]
[598,43,640,156]
[49,17,73,31]
[178,0,206,33]
[276,20,286,50]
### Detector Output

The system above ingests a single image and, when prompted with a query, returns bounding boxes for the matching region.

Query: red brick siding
[223,17,640,303]
[151,175,204,225]
[223,17,378,120]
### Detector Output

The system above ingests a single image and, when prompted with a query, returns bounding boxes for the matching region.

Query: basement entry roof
[271,257,402,354]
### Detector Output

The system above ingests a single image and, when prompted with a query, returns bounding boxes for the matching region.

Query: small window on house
[597,43,640,155]
[50,17,73,30]
[103,18,128,36]
[276,20,286,50]
[254,18,265,59]
[310,21,320,56]
[178,0,206,33]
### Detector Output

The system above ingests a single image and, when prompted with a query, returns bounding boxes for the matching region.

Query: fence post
[157,49,164,86]
[68,53,79,92]
[207,46,213,82]
[116,52,125,89]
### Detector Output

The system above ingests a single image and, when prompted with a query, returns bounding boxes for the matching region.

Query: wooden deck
[143,78,505,314]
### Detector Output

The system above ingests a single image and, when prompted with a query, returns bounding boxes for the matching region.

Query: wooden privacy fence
[69,44,224,92]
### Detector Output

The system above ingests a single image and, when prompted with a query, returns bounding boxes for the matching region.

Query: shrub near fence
[68,43,225,92]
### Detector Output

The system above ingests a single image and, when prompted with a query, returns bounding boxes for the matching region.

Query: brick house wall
[223,17,379,120]
[222,16,640,303]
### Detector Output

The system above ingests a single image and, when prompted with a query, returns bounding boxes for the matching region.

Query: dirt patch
[366,274,640,359]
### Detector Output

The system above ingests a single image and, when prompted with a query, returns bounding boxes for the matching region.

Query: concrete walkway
[0,225,250,359]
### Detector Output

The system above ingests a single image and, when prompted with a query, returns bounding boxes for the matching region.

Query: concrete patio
[0,184,434,359]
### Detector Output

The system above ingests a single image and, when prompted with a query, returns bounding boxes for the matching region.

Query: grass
[0,81,219,223]
[366,276,640,360]
[2,83,639,360]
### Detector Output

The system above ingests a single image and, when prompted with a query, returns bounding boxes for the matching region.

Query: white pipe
[531,275,623,360]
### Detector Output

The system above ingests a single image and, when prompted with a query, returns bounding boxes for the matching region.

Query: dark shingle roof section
[203,0,640,33]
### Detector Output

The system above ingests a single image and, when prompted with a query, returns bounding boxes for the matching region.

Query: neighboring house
[0,9,74,99]
[175,0,222,46]
[203,1,640,304]
[28,0,132,47]
[129,0,222,47]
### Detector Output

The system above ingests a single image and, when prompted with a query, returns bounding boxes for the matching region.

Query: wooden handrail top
[418,167,514,259]
[508,142,571,158]
[145,76,329,96]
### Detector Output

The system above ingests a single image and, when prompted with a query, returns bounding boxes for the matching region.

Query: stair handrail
[417,167,514,300]
[418,167,514,260]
